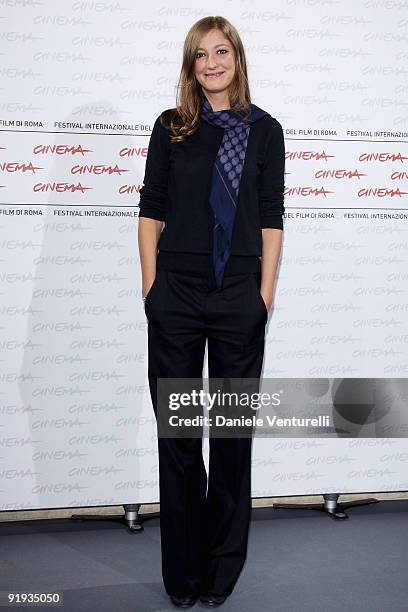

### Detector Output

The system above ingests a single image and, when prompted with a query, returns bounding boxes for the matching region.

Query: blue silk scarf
[200,91,268,289]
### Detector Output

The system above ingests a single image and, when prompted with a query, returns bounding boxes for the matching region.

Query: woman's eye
[196,49,228,58]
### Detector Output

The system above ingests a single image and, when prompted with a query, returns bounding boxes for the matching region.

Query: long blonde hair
[161,16,251,143]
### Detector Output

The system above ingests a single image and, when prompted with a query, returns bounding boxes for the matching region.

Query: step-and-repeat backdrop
[1,1,407,510]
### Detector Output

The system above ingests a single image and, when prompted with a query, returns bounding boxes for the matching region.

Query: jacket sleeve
[259,117,285,230]
[138,115,169,221]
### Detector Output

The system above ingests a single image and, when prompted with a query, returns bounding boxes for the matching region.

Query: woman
[138,15,285,609]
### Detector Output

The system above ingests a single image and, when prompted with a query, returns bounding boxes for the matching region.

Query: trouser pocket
[144,269,164,316]
[249,273,268,320]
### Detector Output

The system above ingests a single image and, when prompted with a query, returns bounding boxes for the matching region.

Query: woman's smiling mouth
[205,71,225,78]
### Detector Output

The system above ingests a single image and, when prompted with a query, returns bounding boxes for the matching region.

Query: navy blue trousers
[145,251,267,597]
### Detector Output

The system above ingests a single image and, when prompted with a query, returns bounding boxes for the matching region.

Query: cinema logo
[119,146,148,157]
[33,182,91,193]
[71,164,128,174]
[359,152,408,162]
[0,162,43,173]
[391,171,408,180]
[33,144,92,155]
[315,169,366,179]
[119,184,140,194]
[284,186,333,196]
[115,479,159,490]
[358,187,408,198]
[286,150,335,161]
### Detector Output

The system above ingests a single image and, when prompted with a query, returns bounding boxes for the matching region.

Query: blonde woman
[138,15,285,609]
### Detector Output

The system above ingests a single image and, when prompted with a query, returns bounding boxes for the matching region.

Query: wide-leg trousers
[145,251,267,598]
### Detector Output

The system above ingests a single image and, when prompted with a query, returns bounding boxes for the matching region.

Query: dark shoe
[199,593,227,606]
[170,594,198,608]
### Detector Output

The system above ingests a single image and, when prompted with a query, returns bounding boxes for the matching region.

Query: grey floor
[1,500,407,612]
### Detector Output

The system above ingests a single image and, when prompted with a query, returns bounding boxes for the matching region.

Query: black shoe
[169,594,198,608]
[199,593,227,607]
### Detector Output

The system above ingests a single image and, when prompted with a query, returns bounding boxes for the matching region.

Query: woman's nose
[206,54,218,68]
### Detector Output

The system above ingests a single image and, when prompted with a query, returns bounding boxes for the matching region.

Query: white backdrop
[0,0,407,511]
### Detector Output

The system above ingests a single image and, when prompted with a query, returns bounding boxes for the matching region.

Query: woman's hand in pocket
[142,277,156,300]
[260,289,273,311]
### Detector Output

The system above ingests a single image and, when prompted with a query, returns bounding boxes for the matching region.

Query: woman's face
[194,28,235,99]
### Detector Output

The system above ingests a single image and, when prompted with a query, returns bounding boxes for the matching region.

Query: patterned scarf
[200,91,267,289]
